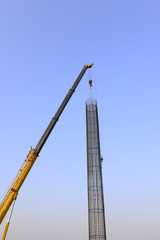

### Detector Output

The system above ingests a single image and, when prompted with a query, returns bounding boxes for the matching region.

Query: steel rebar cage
[86,99,106,240]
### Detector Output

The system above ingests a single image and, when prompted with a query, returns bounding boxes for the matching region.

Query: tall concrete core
[86,99,106,240]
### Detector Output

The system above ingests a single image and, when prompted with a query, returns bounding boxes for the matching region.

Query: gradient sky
[0,1,160,239]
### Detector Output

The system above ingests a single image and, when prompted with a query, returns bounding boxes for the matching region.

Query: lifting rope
[88,64,97,101]
[88,66,93,99]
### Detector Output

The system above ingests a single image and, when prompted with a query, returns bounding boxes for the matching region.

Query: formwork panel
[86,99,106,240]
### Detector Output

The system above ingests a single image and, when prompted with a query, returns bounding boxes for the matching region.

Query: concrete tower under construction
[86,99,106,240]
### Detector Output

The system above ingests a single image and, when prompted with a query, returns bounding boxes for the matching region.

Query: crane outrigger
[0,63,94,239]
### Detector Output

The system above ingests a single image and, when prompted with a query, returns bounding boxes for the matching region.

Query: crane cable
[88,67,92,98]
[88,64,97,101]
[93,66,98,101]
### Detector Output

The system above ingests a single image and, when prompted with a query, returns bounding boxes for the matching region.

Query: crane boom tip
[85,63,94,68]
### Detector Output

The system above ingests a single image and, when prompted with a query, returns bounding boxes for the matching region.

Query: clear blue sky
[0,1,160,239]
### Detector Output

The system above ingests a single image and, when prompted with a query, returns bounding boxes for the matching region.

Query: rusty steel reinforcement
[86,99,106,240]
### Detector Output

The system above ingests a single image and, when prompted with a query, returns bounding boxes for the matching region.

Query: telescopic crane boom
[0,64,93,227]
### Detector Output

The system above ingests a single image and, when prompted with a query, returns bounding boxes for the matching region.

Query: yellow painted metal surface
[0,149,37,224]
[2,222,9,240]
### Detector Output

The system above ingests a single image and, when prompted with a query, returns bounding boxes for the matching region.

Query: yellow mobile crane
[0,64,93,239]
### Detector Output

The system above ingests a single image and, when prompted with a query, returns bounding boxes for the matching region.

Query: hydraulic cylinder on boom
[0,64,93,237]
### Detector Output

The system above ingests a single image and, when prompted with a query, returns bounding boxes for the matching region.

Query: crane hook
[89,79,92,87]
